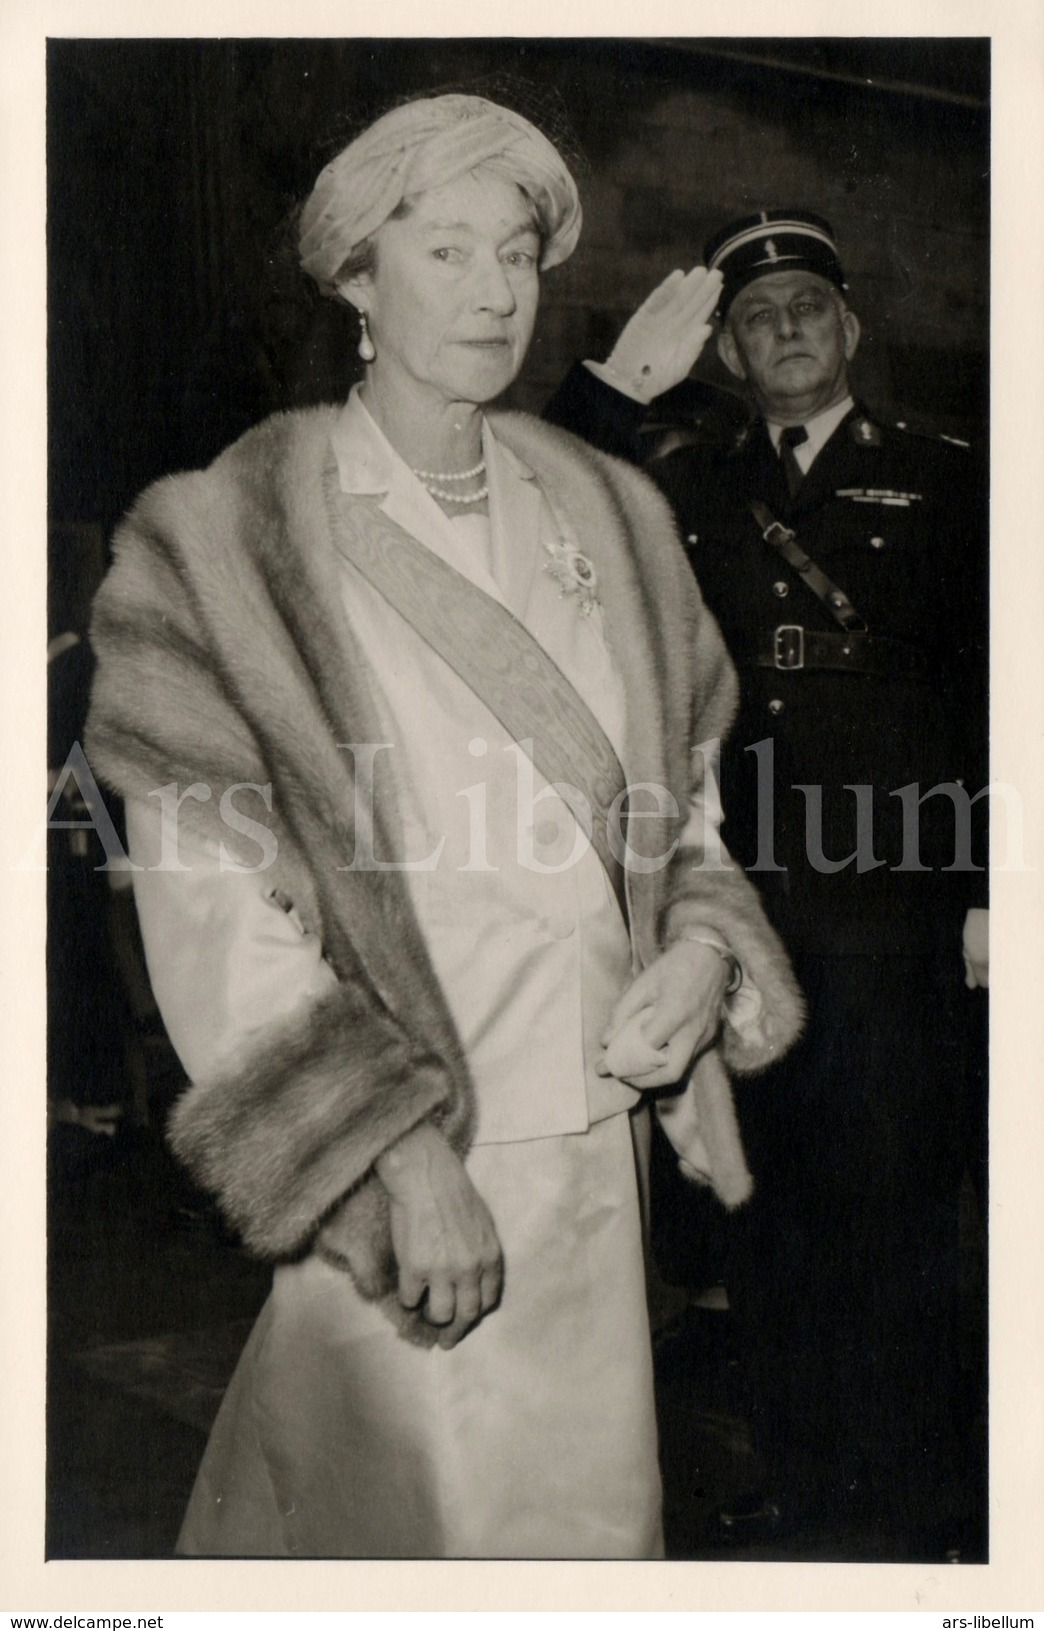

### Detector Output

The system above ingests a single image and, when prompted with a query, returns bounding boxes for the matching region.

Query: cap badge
[764,238,779,261]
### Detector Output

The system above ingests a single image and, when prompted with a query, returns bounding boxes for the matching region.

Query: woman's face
[341,169,542,411]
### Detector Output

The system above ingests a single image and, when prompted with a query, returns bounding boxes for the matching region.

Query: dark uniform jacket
[546,364,988,957]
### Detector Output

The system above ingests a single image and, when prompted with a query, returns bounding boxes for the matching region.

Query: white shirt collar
[766,394,855,467]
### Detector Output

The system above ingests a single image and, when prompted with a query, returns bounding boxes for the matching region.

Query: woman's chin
[445,349,521,402]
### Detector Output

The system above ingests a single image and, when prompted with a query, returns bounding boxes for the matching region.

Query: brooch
[541,538,599,616]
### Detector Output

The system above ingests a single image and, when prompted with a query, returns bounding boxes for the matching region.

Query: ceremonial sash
[331,491,630,925]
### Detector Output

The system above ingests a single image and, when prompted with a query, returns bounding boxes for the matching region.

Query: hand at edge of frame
[962,905,989,989]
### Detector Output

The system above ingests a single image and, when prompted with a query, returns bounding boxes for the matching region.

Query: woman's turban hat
[299,93,583,295]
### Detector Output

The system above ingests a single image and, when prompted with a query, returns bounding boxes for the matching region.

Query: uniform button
[545,915,576,940]
[870,535,886,549]
[772,580,789,598]
[768,698,785,716]
[686,533,698,545]
[535,818,560,848]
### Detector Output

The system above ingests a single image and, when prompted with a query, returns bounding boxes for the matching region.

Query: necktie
[779,424,809,497]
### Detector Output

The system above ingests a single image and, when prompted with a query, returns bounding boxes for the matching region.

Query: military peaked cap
[705,209,848,317]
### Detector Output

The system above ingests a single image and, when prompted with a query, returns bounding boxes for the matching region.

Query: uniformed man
[546,210,988,1558]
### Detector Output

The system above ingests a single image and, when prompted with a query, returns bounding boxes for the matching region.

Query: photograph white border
[2,0,1042,1613]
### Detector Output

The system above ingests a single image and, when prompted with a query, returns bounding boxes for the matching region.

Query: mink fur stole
[86,405,803,1342]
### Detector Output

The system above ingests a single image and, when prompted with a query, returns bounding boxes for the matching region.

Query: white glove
[656,1087,714,1186]
[599,1007,667,1080]
[601,266,723,403]
[599,1010,712,1184]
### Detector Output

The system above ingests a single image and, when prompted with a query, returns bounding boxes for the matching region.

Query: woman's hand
[597,941,732,1090]
[603,266,724,402]
[376,1122,503,1349]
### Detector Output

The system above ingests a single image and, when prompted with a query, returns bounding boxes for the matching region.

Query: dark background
[47,35,989,614]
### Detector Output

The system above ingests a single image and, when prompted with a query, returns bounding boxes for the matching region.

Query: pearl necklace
[421,481,489,504]
[412,457,485,481]
[412,458,488,505]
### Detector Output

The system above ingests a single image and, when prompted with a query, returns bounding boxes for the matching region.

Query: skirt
[177,1108,663,1558]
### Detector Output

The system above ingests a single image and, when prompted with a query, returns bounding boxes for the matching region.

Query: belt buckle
[774,625,805,670]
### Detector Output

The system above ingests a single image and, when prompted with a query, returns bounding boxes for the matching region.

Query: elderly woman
[86,94,801,1559]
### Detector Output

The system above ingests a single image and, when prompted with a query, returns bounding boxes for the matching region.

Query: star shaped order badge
[541,536,600,616]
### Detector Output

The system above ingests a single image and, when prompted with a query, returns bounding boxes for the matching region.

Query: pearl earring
[357,313,375,364]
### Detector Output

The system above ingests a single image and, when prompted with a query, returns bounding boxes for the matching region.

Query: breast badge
[835,488,923,507]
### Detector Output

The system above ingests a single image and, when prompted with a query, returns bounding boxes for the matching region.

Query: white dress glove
[600,1007,667,1080]
[599,266,723,403]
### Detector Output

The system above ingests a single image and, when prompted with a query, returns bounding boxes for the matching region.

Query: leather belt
[756,625,931,679]
[748,500,867,632]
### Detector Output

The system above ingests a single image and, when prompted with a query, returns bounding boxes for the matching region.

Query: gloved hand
[602,266,723,403]
[596,940,730,1089]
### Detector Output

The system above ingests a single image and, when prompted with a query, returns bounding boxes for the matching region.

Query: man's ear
[841,308,861,363]
[717,326,747,382]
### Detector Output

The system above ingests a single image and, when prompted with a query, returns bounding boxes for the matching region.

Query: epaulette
[853,406,977,454]
[641,425,714,463]
[891,417,972,450]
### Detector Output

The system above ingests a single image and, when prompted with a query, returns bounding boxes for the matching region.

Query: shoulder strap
[748,499,867,633]
[332,490,630,924]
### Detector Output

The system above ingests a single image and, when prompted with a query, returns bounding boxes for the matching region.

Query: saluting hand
[376,1121,503,1349]
[604,266,724,402]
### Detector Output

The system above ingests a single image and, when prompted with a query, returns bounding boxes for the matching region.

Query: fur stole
[86,406,802,1340]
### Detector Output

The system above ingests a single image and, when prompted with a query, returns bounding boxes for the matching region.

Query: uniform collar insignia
[850,415,882,447]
